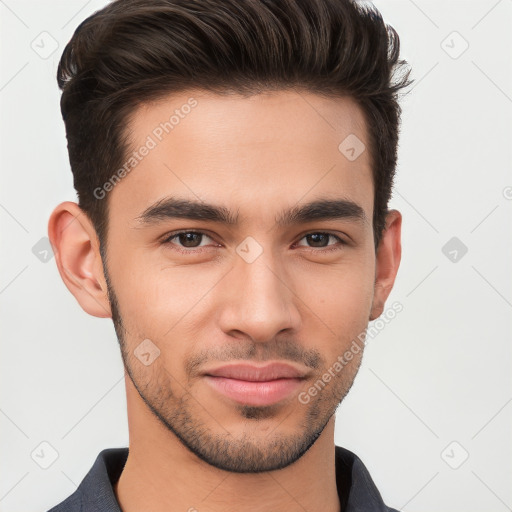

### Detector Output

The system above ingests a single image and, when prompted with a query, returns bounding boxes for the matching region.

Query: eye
[162,230,217,253]
[295,232,346,252]
[161,230,347,255]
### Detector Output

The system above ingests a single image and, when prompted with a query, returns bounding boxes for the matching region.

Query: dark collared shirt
[47,445,399,512]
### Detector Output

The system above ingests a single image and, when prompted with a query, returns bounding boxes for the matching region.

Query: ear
[369,209,402,321]
[48,201,112,318]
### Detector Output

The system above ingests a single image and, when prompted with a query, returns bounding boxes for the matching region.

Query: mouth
[202,362,308,407]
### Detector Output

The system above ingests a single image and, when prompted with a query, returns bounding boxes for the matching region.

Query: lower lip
[204,376,303,406]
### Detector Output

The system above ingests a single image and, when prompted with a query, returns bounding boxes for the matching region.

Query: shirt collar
[48,446,398,512]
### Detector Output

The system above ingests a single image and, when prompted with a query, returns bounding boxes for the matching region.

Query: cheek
[109,239,374,356]
[110,254,225,347]
[295,258,374,334]
[291,260,374,376]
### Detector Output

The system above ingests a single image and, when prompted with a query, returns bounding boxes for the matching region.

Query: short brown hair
[57,0,413,252]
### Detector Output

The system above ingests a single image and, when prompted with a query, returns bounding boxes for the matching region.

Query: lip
[203,362,308,406]
[204,362,308,381]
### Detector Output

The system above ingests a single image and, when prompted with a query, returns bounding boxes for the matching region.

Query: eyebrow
[135,196,368,228]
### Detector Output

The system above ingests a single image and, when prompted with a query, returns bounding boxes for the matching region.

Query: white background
[1,1,511,511]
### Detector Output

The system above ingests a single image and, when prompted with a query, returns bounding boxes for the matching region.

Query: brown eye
[163,231,215,251]
[305,233,330,248]
[175,232,203,248]
[296,232,346,250]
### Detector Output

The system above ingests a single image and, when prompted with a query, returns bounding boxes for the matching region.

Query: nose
[217,249,301,344]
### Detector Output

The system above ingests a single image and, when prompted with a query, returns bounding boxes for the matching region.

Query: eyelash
[161,230,347,255]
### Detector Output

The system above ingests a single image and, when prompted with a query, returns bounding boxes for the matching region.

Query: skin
[48,89,401,512]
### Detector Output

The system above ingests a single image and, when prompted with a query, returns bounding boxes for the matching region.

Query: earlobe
[48,202,112,318]
[369,209,402,321]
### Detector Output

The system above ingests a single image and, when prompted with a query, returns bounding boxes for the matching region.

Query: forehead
[109,89,374,227]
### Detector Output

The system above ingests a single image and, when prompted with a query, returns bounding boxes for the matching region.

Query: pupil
[177,233,329,249]
[308,233,328,247]
[180,233,201,247]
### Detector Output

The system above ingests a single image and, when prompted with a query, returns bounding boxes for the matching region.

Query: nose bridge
[218,246,300,342]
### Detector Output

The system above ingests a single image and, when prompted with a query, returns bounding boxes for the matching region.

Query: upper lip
[204,362,308,381]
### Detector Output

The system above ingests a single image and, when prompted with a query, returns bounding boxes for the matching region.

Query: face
[60,89,400,473]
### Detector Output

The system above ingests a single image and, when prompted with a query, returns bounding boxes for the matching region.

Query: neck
[114,378,341,512]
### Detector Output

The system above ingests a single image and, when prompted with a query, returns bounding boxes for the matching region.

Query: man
[47,0,412,510]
